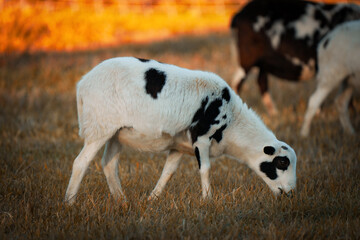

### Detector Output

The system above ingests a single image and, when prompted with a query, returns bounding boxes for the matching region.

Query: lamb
[301,20,360,137]
[64,57,297,204]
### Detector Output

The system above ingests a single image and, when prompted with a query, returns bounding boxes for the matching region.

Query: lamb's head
[249,142,297,196]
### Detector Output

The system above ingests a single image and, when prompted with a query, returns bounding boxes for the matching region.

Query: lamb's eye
[274,156,290,170]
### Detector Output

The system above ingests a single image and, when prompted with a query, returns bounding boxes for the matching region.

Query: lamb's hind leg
[149,150,183,200]
[65,137,108,205]
[335,86,355,134]
[102,135,127,201]
[301,85,334,137]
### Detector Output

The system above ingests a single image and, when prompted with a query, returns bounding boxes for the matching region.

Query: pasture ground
[1,33,359,239]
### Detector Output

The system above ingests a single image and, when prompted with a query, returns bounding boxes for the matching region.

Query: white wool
[77,57,226,143]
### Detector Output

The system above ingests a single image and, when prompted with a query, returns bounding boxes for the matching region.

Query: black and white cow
[64,57,297,205]
[230,0,360,115]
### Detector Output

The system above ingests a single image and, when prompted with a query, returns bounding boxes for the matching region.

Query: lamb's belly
[116,128,223,157]
[117,128,174,152]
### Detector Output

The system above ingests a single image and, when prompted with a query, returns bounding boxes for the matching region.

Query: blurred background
[1,0,357,55]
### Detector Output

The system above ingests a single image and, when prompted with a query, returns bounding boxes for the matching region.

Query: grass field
[1,33,360,239]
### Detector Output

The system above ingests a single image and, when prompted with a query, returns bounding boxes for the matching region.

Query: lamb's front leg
[335,86,355,134]
[194,142,212,199]
[149,150,183,200]
[301,83,336,137]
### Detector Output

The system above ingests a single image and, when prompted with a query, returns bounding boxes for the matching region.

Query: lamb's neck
[225,100,277,162]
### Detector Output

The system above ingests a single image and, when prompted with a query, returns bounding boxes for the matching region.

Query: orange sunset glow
[1,0,357,54]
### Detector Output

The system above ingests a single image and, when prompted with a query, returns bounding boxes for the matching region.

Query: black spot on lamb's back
[190,98,223,143]
[209,124,227,143]
[144,68,166,99]
[323,38,330,49]
[137,58,150,62]
[195,147,201,169]
[222,88,231,102]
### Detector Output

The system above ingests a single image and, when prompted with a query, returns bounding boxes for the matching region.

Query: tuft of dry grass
[1,33,360,239]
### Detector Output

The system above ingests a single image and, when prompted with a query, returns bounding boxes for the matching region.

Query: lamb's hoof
[201,194,212,201]
[64,195,76,206]
[300,127,309,138]
[148,194,159,201]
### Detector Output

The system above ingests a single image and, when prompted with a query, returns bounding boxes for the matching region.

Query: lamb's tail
[75,80,118,143]
[76,86,84,138]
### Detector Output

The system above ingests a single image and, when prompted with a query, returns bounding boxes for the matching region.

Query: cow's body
[230,0,360,115]
[65,57,297,205]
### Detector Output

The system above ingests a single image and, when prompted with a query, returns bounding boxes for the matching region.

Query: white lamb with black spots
[64,57,297,205]
[301,20,360,137]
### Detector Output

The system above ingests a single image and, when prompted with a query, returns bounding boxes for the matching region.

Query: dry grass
[1,33,360,239]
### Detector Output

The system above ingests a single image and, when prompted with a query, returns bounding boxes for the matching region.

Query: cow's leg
[101,135,127,201]
[258,69,278,116]
[335,86,355,134]
[65,137,108,205]
[301,85,334,137]
[148,150,183,200]
[193,141,212,199]
[230,67,247,94]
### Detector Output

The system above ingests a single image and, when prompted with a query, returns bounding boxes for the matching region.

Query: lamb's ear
[264,146,275,155]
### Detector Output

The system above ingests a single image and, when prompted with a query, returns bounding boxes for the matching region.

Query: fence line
[1,0,248,13]
[3,0,357,13]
